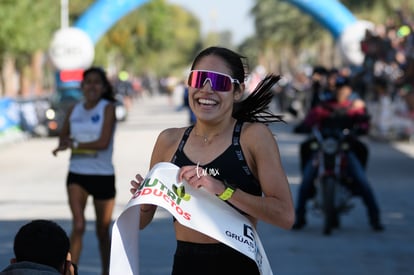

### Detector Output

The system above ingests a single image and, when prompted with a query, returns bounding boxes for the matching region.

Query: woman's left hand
[178,165,224,196]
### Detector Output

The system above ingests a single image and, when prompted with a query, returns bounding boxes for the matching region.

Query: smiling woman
[129,46,295,275]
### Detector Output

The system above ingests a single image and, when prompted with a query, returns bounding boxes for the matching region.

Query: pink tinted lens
[188,71,233,91]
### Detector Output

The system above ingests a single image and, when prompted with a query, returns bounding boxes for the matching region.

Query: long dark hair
[191,46,284,123]
[82,67,116,102]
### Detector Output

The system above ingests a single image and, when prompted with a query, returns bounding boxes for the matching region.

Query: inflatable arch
[72,0,372,65]
[74,0,148,44]
[281,0,373,65]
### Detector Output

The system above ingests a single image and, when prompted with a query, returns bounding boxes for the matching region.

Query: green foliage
[0,0,60,65]
[341,0,414,23]
[248,0,330,70]
[252,0,329,48]
[94,0,201,77]
[248,0,414,69]
[68,0,95,23]
[0,0,201,79]
[3,0,412,86]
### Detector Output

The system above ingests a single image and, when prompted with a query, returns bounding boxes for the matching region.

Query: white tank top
[69,99,115,175]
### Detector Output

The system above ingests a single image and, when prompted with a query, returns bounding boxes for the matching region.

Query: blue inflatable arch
[74,0,369,64]
[282,0,372,65]
[75,0,357,44]
[283,0,357,39]
[74,0,149,44]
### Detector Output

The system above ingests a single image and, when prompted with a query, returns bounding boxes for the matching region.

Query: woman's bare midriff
[174,222,219,243]
[174,215,257,243]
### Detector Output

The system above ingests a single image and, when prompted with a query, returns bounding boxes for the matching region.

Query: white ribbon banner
[109,162,273,275]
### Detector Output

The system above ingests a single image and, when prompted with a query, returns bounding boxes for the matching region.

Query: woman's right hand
[130,174,144,195]
[131,173,157,229]
[52,138,72,156]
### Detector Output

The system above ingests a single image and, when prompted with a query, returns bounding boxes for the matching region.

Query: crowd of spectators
[285,8,414,142]
[356,9,414,141]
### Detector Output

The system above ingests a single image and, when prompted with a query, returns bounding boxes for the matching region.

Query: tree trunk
[19,65,31,98]
[2,55,18,97]
[31,50,44,97]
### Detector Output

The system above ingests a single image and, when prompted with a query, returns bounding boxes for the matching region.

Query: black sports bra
[171,120,262,197]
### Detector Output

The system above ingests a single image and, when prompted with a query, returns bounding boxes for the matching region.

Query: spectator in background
[0,219,77,275]
[114,70,134,112]
[52,67,117,275]
[182,86,196,124]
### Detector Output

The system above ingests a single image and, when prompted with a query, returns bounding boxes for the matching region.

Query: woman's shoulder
[157,127,188,144]
[152,127,188,162]
[241,122,274,140]
[160,126,188,135]
[241,121,272,131]
[239,122,278,164]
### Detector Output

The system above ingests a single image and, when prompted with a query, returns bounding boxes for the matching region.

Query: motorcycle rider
[292,76,384,231]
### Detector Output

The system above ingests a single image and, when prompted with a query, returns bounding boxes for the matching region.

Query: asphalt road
[1,93,413,275]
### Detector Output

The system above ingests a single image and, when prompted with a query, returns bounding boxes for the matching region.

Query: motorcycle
[304,114,369,235]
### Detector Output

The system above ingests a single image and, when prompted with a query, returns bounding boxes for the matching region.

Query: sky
[167,0,255,45]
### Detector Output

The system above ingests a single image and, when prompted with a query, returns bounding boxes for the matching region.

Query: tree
[94,0,201,78]
[341,0,414,22]
[0,0,201,98]
[248,0,330,73]
[0,0,60,96]
[247,0,414,74]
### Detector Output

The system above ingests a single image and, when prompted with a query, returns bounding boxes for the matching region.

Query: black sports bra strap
[171,126,193,164]
[179,126,193,151]
[233,120,242,144]
[232,120,253,177]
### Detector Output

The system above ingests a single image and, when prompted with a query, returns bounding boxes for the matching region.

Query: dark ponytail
[233,74,284,123]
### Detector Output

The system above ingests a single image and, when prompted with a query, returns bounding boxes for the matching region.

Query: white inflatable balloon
[49,27,95,70]
[338,20,375,66]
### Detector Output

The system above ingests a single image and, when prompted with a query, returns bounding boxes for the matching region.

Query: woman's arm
[52,105,74,156]
[229,123,295,229]
[133,128,182,229]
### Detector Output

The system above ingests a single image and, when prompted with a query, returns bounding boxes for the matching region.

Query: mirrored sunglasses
[187,70,240,92]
